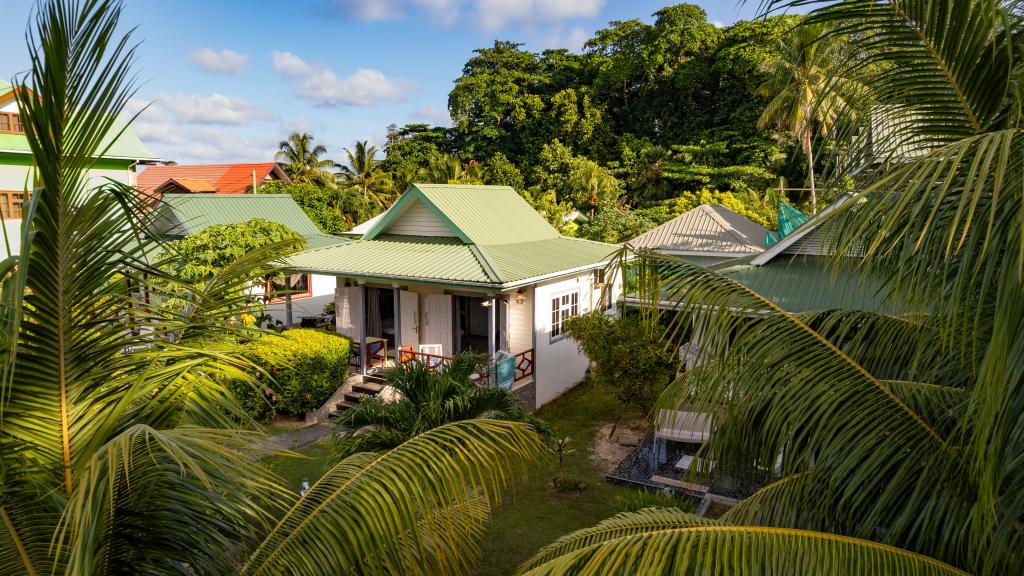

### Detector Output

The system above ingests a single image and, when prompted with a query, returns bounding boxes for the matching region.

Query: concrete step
[352,381,384,395]
[335,400,360,411]
[343,391,371,404]
[651,474,709,493]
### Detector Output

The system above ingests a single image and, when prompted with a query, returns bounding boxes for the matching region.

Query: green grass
[473,380,647,576]
[264,441,335,495]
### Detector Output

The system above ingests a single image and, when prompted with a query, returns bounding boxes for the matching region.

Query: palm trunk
[803,128,817,214]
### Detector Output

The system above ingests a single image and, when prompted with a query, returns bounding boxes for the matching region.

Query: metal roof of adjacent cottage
[628,204,767,257]
[286,184,620,289]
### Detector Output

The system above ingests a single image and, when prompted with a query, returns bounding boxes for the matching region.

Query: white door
[423,294,452,355]
[399,290,420,349]
[335,284,362,341]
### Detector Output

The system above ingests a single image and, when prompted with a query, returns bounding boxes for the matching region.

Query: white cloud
[271,51,415,107]
[475,0,604,31]
[712,20,725,28]
[156,92,272,125]
[270,50,315,77]
[540,26,590,52]
[412,105,452,126]
[319,0,597,28]
[188,48,250,74]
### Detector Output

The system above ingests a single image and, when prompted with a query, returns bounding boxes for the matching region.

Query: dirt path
[590,419,648,473]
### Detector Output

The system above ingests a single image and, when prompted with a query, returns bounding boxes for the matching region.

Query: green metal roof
[364,184,559,244]
[718,256,893,313]
[287,184,619,288]
[153,194,333,238]
[0,81,159,161]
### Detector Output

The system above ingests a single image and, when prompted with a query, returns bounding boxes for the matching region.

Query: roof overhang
[750,194,852,266]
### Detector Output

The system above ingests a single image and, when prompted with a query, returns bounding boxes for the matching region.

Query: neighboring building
[150,193,347,324]
[136,162,290,205]
[286,184,623,409]
[627,204,767,267]
[0,80,161,255]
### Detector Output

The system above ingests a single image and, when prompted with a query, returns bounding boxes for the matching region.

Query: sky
[0,1,786,165]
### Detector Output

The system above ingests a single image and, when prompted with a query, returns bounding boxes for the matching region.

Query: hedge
[229,328,351,422]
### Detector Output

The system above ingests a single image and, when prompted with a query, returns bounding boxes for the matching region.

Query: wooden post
[487,294,496,384]
[393,285,401,364]
[360,283,367,375]
[285,291,293,328]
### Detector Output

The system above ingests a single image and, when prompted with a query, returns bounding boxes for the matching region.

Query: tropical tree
[524,0,1024,574]
[335,353,547,456]
[275,132,339,187]
[631,145,673,203]
[419,153,487,185]
[0,2,543,575]
[338,140,394,208]
[757,22,857,213]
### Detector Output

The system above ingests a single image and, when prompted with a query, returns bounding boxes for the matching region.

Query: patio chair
[418,344,445,369]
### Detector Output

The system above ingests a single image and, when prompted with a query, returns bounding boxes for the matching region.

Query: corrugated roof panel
[629,204,766,255]
[485,237,620,282]
[719,256,893,313]
[155,194,325,236]
[286,235,494,284]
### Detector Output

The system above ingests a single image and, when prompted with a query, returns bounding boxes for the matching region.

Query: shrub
[563,313,678,434]
[229,329,351,422]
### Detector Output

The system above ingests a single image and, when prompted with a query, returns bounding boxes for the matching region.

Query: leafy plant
[227,329,351,421]
[335,352,549,456]
[563,313,677,436]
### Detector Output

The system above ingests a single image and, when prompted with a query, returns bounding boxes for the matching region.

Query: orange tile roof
[155,178,217,193]
[137,162,289,195]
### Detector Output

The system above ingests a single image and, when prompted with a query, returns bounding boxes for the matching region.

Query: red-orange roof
[155,178,218,193]
[137,162,289,195]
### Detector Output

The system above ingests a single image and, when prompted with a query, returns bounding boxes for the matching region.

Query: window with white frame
[550,290,579,341]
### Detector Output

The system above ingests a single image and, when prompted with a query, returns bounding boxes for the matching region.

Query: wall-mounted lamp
[514,289,527,304]
[481,299,493,308]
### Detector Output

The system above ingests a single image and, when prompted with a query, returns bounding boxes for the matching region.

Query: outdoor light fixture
[514,290,527,304]
[481,299,493,308]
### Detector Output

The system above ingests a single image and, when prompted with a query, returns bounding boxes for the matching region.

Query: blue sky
[1,1,785,164]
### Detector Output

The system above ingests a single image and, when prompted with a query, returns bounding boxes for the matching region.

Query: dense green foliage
[335,353,546,455]
[562,314,677,408]
[160,218,304,282]
[229,329,351,421]
[257,180,371,233]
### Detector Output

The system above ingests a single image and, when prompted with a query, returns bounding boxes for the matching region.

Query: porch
[334,280,537,389]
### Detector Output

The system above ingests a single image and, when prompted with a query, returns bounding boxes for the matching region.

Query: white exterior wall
[506,286,533,354]
[532,271,597,407]
[264,273,336,324]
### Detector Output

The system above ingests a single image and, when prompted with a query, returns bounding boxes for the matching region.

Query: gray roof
[628,204,767,256]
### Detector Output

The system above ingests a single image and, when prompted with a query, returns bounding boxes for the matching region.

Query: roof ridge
[701,204,764,249]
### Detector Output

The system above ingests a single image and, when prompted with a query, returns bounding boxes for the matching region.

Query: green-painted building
[0,80,161,255]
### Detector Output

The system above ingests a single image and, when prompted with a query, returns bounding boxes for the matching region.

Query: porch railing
[397,345,534,386]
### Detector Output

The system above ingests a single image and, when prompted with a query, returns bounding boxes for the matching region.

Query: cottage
[150,193,347,324]
[286,184,623,408]
[136,162,290,203]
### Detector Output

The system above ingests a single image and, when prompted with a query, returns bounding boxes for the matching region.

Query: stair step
[352,382,384,395]
[335,400,360,411]
[343,391,370,404]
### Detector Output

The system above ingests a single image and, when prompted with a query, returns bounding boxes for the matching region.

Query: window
[0,113,24,134]
[0,191,29,220]
[550,290,579,341]
[267,273,312,302]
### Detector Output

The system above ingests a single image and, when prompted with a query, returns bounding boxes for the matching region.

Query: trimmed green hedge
[230,329,351,422]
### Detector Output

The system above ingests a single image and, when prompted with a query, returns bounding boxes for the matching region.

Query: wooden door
[423,294,452,355]
[399,290,419,348]
[335,284,362,341]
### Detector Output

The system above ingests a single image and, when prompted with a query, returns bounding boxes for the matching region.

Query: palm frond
[242,419,542,576]
[516,508,966,575]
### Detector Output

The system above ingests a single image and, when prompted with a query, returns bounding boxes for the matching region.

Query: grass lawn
[264,378,694,574]
[474,379,653,576]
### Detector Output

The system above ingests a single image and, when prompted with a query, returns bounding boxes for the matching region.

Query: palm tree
[338,140,394,208]
[419,153,487,185]
[524,1,1024,574]
[275,132,338,187]
[0,2,542,575]
[757,22,858,213]
[336,353,548,456]
[633,145,672,203]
